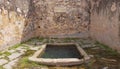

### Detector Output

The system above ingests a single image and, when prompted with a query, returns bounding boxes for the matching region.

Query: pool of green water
[40,45,83,58]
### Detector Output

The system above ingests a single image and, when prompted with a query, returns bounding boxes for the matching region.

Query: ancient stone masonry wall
[90,0,120,51]
[24,0,90,37]
[0,0,30,50]
[0,0,90,50]
[2,0,120,52]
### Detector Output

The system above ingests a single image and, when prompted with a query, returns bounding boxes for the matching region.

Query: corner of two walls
[90,0,120,51]
[0,0,90,50]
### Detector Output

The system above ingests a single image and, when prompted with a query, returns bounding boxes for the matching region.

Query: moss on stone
[15,50,46,69]
[2,51,11,56]
[0,51,11,57]
[9,44,22,50]
[95,41,119,56]
[0,65,3,69]
[15,57,40,69]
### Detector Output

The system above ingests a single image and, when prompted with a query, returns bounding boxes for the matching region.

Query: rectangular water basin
[29,43,90,66]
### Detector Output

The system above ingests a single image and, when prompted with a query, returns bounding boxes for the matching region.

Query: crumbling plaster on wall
[0,0,30,50]
[90,0,120,51]
[23,0,90,37]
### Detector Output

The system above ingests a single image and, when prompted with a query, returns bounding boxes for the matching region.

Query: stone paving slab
[3,64,12,69]
[16,47,27,51]
[29,46,41,51]
[8,52,24,61]
[3,59,19,69]
[0,55,5,59]
[0,59,8,65]
[7,50,16,53]
[81,44,96,48]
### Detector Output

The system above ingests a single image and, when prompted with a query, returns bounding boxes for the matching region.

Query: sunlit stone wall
[0,0,30,50]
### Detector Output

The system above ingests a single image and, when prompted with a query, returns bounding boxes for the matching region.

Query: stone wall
[22,0,90,38]
[90,0,120,51]
[0,0,30,50]
[1,0,120,51]
[0,0,90,50]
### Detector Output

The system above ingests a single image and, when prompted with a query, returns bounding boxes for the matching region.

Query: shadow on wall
[21,0,36,42]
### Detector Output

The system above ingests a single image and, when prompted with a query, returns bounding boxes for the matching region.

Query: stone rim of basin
[29,43,90,66]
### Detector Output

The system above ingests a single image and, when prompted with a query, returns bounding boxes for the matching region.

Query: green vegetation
[84,41,120,69]
[26,37,45,43]
[2,51,11,56]
[21,44,30,50]
[22,50,35,56]
[16,50,38,68]
[32,37,80,43]
[9,44,22,50]
[38,37,45,42]
[0,52,3,55]
[0,38,120,69]
[15,57,40,69]
[0,65,3,69]
[0,51,11,56]
[95,41,120,56]
[15,50,46,69]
